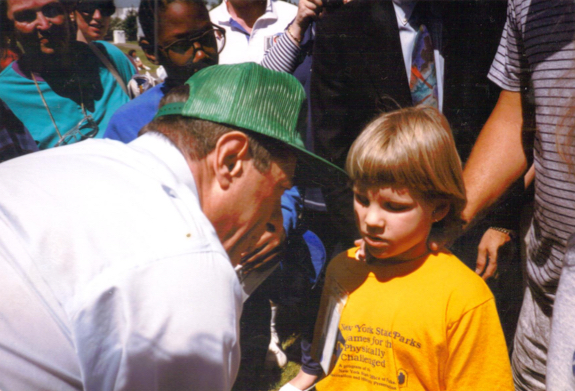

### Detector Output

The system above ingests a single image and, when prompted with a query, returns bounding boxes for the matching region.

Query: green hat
[154,62,346,187]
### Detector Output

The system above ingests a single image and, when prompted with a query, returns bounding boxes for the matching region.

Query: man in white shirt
[0,63,343,391]
[210,0,297,64]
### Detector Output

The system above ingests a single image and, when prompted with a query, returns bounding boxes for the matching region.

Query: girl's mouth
[363,234,388,248]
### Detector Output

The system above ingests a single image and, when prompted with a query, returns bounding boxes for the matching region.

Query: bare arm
[260,0,323,74]
[524,164,535,189]
[462,90,527,224]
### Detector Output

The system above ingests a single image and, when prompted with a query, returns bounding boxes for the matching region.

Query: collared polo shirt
[210,0,297,64]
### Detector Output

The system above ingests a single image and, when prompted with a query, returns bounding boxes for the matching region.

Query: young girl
[310,106,513,390]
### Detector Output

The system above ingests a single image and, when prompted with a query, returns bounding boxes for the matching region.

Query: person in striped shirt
[462,1,575,389]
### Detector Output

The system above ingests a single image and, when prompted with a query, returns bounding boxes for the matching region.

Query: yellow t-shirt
[313,248,513,391]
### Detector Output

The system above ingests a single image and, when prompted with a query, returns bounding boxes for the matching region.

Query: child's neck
[366,237,432,266]
[367,250,430,266]
[363,251,430,280]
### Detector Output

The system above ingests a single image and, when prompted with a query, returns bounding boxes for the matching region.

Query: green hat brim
[155,101,346,187]
[153,63,347,187]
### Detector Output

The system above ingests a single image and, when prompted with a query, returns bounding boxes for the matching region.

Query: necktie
[410,24,438,108]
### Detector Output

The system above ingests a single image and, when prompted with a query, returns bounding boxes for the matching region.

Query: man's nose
[193,41,207,62]
[35,12,51,30]
[92,9,103,21]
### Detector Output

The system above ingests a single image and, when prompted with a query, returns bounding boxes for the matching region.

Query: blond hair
[346,106,467,237]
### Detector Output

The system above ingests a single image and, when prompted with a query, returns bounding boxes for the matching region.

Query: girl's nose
[365,206,384,229]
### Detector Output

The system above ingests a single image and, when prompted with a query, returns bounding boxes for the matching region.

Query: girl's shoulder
[325,247,361,277]
[424,251,495,309]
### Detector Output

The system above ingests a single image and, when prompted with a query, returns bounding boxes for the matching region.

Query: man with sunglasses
[0,0,135,153]
[73,0,116,43]
[104,0,222,143]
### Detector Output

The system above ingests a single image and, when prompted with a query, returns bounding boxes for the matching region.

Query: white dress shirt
[393,0,445,111]
[210,0,297,65]
[0,133,242,390]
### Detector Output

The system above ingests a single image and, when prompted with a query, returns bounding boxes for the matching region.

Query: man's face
[74,1,115,42]
[8,0,71,56]
[221,153,296,264]
[227,0,265,9]
[156,1,219,84]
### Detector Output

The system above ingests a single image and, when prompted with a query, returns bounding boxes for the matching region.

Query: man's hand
[475,228,512,280]
[239,223,285,273]
[354,238,366,261]
[287,0,324,44]
[353,238,381,263]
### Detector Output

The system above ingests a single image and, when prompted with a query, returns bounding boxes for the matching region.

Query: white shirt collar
[129,132,198,198]
[393,0,417,27]
[220,0,277,24]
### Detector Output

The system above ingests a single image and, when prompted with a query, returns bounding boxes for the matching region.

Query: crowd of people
[1,0,575,390]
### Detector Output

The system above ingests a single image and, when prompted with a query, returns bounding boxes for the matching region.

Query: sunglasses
[76,1,116,17]
[54,114,99,147]
[13,2,65,23]
[159,25,226,56]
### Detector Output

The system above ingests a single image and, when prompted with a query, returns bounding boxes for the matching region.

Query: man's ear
[213,132,250,189]
[432,202,450,223]
[139,38,160,65]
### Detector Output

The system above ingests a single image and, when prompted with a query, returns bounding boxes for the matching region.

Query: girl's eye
[385,202,410,212]
[354,193,369,206]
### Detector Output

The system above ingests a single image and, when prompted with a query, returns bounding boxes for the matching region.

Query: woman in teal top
[0,39,134,149]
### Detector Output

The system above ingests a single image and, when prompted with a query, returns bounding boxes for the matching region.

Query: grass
[234,333,303,391]
[248,299,318,391]
[271,334,303,391]
[112,41,161,76]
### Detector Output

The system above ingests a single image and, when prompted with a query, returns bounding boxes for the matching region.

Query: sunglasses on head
[12,2,65,23]
[76,1,116,17]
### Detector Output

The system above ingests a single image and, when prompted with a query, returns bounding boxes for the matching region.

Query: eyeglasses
[13,2,65,23]
[54,114,99,147]
[76,1,116,17]
[159,24,226,56]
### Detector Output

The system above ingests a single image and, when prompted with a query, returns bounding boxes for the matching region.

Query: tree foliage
[105,17,123,41]
[122,9,139,42]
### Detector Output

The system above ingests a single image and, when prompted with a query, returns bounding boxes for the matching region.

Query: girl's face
[353,184,446,263]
